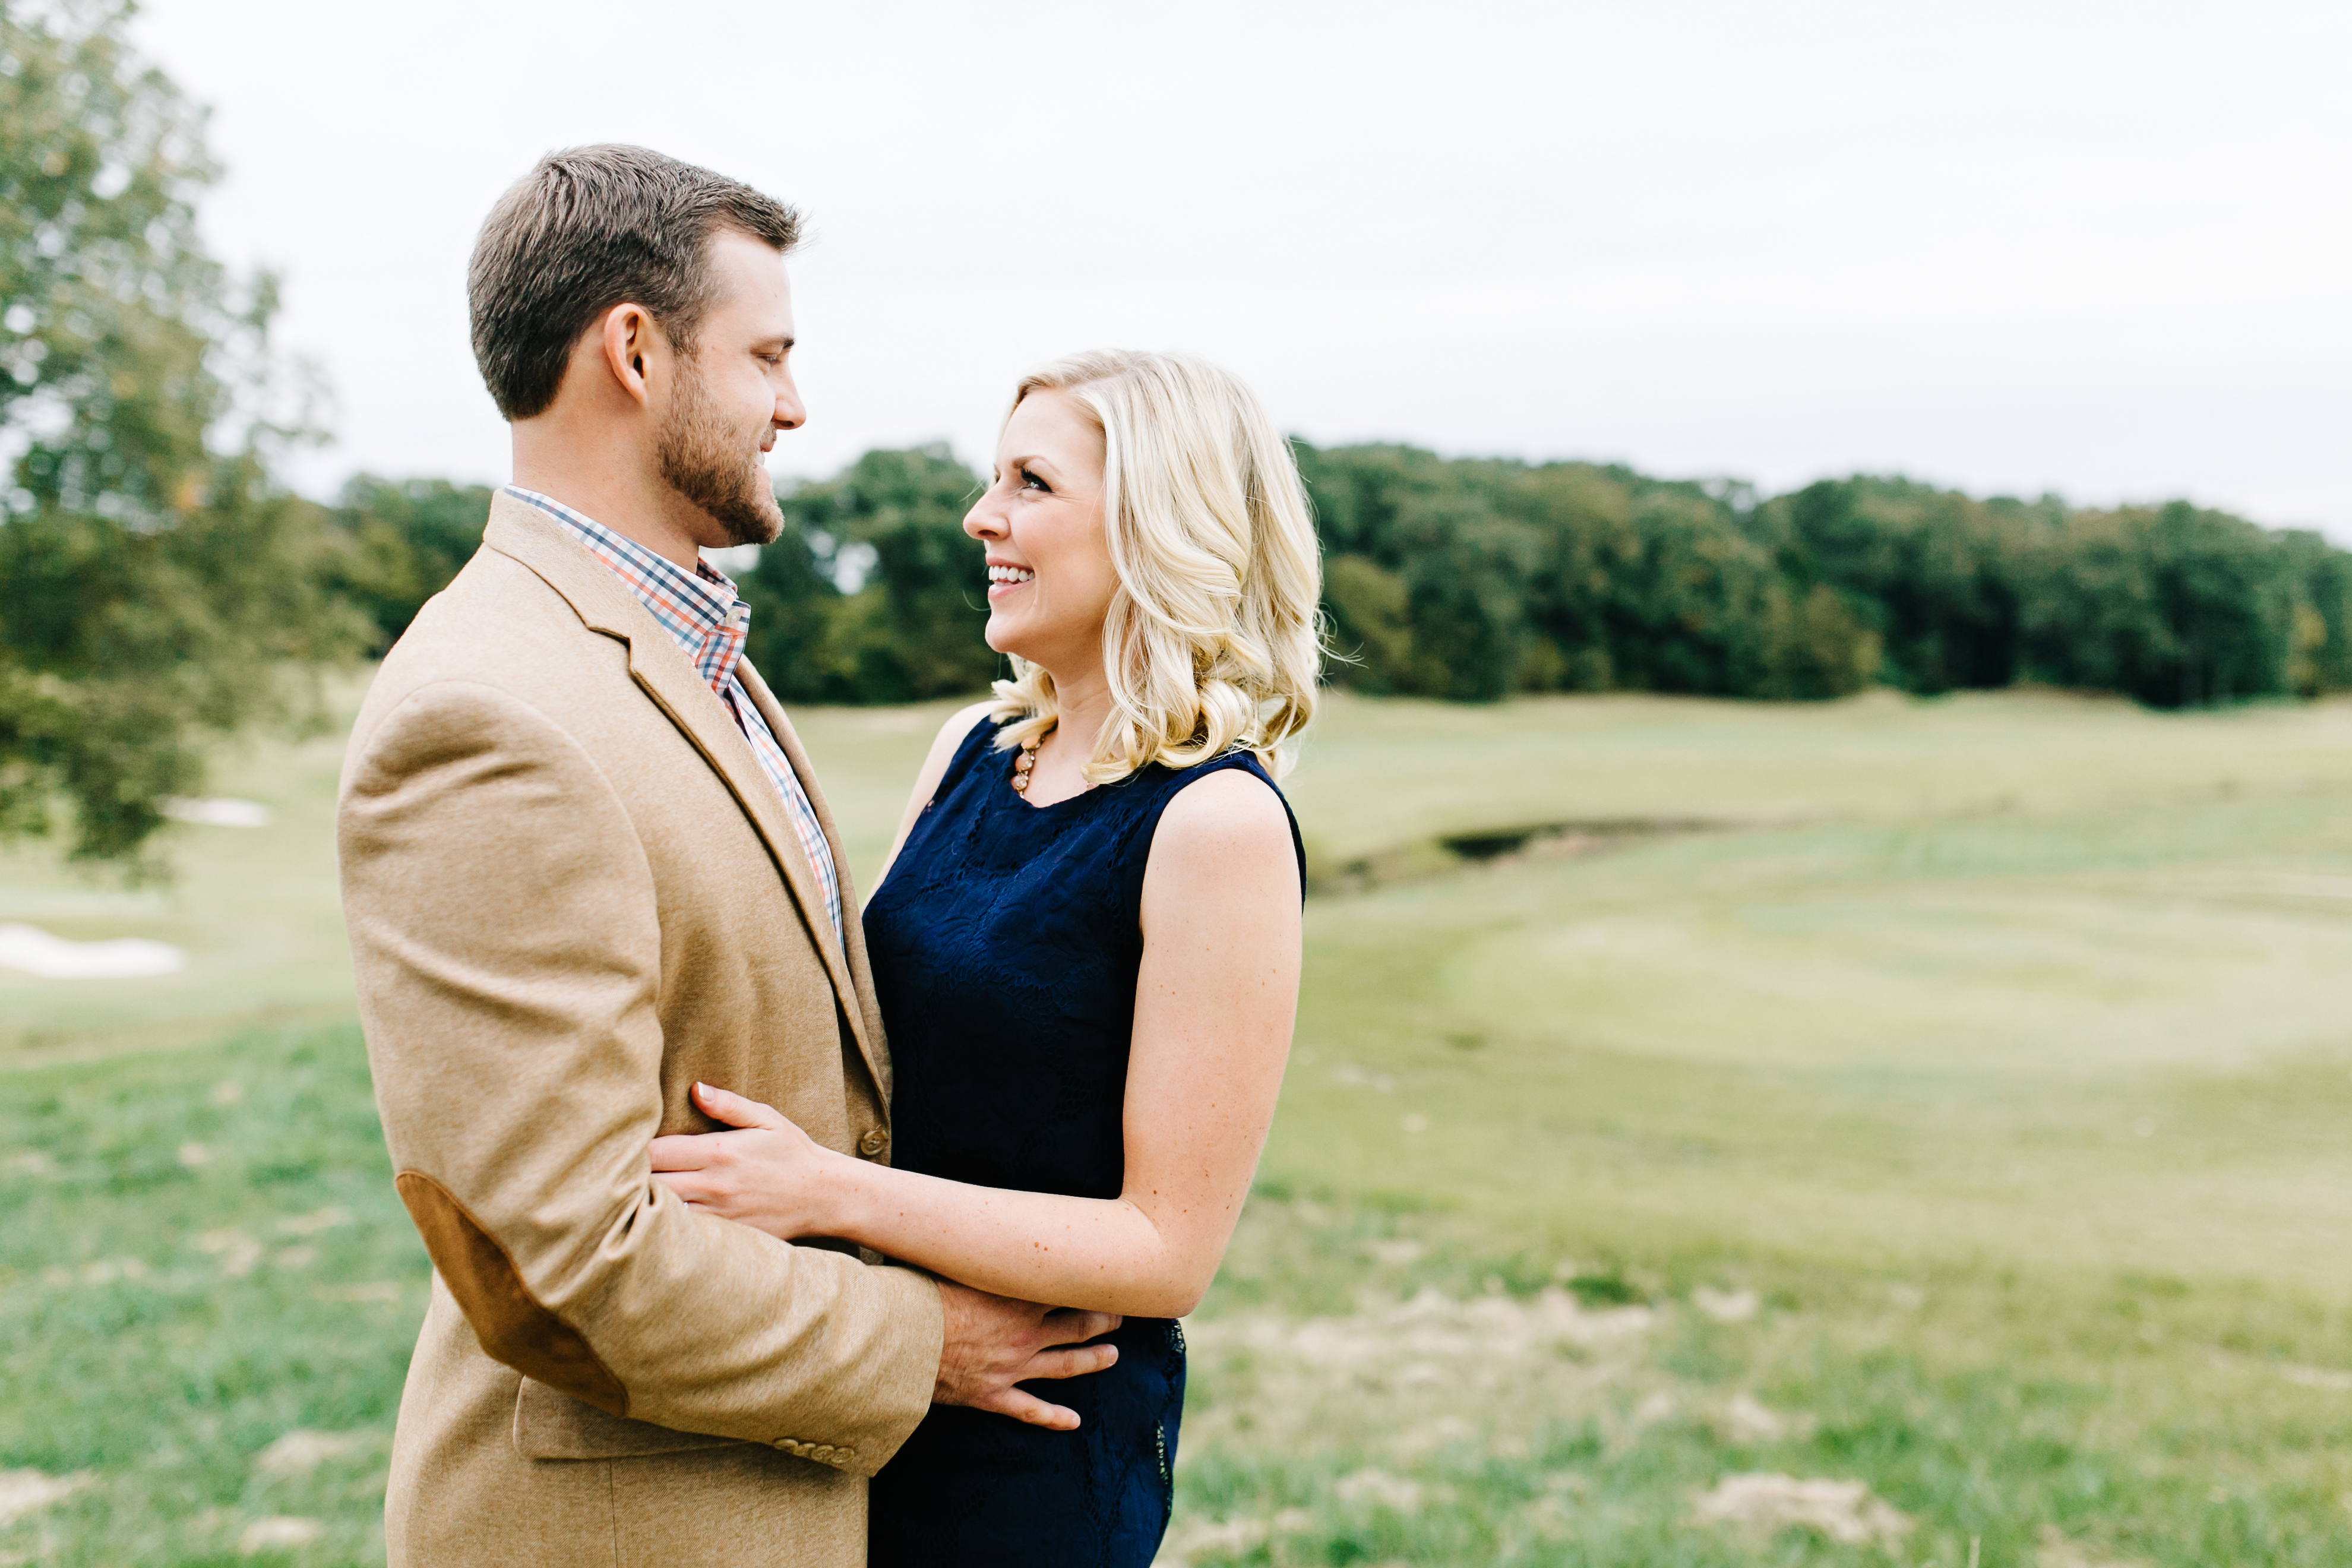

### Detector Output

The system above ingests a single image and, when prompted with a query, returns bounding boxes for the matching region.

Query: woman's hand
[648,1082,848,1241]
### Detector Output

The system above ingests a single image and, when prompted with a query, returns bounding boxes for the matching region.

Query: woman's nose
[964,498,1007,539]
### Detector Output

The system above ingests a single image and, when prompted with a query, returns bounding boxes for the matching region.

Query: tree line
[328,446,2352,715]
[1302,450,2352,708]
[7,1,2350,868]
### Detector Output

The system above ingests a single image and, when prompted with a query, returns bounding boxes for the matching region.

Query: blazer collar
[479,494,885,1096]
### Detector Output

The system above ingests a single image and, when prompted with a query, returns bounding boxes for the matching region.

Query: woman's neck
[1049,674,1114,758]
[1021,661,1117,805]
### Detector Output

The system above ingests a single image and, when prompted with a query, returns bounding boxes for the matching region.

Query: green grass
[1187,780,2352,1565]
[7,686,2352,1563]
[0,1025,424,1564]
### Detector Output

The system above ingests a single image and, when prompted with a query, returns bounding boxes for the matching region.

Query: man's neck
[511,431,708,571]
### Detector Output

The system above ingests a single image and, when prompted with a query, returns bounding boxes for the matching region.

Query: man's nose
[773,380,805,431]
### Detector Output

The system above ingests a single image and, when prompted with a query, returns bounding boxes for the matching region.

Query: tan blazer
[339,492,944,1568]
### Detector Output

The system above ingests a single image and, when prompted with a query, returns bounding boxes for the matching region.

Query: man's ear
[599,303,659,408]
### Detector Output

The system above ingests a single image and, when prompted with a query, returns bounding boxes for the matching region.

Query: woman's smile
[985,559,1036,599]
[963,389,1117,668]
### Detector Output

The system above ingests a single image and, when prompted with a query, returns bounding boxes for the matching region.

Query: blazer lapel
[480,498,873,1073]
[735,660,891,1102]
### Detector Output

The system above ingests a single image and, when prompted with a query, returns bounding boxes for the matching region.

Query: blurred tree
[324,475,494,653]
[1301,444,1879,702]
[1305,441,2350,712]
[779,444,999,703]
[735,498,851,704]
[1298,445,1542,699]
[1752,477,2041,694]
[2278,529,2352,698]
[0,0,361,868]
[2018,501,2297,707]
[1319,552,1415,693]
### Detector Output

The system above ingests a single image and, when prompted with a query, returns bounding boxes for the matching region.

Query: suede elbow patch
[396,1171,630,1418]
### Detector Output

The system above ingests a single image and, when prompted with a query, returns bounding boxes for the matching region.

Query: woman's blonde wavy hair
[987,350,1322,783]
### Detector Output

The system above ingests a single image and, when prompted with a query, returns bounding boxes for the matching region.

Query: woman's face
[964,389,1118,674]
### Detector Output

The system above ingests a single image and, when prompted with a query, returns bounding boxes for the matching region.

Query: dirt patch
[1692,1472,1911,1550]
[254,1430,374,1478]
[0,1469,93,1526]
[2035,1524,2151,1568]
[1184,1286,1656,1461]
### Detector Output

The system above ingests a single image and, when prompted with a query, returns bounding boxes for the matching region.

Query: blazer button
[857,1129,887,1158]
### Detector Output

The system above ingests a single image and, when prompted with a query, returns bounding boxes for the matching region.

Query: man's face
[656,229,804,548]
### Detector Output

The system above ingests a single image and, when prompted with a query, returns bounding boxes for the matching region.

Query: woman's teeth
[988,565,1035,585]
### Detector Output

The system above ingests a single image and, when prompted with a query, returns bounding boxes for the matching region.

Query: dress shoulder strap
[929,710,1005,804]
[1126,750,1308,903]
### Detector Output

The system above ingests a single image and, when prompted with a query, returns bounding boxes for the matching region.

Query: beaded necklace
[1009,722,1054,796]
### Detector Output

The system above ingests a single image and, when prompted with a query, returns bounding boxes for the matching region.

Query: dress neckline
[995,739,1119,815]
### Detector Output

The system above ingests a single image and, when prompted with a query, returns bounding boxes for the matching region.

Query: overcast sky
[132,0,2350,536]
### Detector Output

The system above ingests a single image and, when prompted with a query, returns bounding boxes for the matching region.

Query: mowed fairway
[4,687,2352,1564]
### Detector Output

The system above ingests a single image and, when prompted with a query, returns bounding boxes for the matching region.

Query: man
[339,145,1116,1567]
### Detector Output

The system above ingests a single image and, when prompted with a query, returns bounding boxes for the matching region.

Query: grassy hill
[5,687,2352,1564]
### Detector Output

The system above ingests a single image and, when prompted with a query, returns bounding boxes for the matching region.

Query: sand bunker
[162,797,273,827]
[0,924,184,979]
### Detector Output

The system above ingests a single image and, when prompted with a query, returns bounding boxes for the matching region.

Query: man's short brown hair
[468,145,802,421]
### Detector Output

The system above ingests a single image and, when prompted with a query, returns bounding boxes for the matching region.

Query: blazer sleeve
[337,677,943,1477]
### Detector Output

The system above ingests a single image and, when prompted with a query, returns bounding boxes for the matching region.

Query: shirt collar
[504,486,750,689]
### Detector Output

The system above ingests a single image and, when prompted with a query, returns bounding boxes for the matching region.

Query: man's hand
[933,1281,1120,1431]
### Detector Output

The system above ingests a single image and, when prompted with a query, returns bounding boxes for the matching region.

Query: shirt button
[857,1129,887,1158]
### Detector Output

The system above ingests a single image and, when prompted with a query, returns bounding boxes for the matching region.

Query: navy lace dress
[861,715,1304,1567]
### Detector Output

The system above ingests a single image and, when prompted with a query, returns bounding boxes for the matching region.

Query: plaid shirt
[505,487,843,946]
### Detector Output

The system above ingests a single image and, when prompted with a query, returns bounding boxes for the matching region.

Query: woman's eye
[1020,468,1049,492]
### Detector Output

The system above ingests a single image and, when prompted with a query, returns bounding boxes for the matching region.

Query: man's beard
[656,361,783,547]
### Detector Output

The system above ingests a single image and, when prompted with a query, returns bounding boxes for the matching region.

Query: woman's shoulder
[906,701,1003,811]
[934,699,1000,754]
[1145,757,1303,899]
[1154,761,1290,834]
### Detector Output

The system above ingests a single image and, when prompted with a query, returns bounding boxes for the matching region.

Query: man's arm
[340,678,951,1474]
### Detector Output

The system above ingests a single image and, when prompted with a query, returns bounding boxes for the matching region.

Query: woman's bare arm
[653,767,1301,1319]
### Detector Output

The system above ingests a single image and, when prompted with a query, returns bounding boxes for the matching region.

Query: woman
[647,350,1321,1564]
